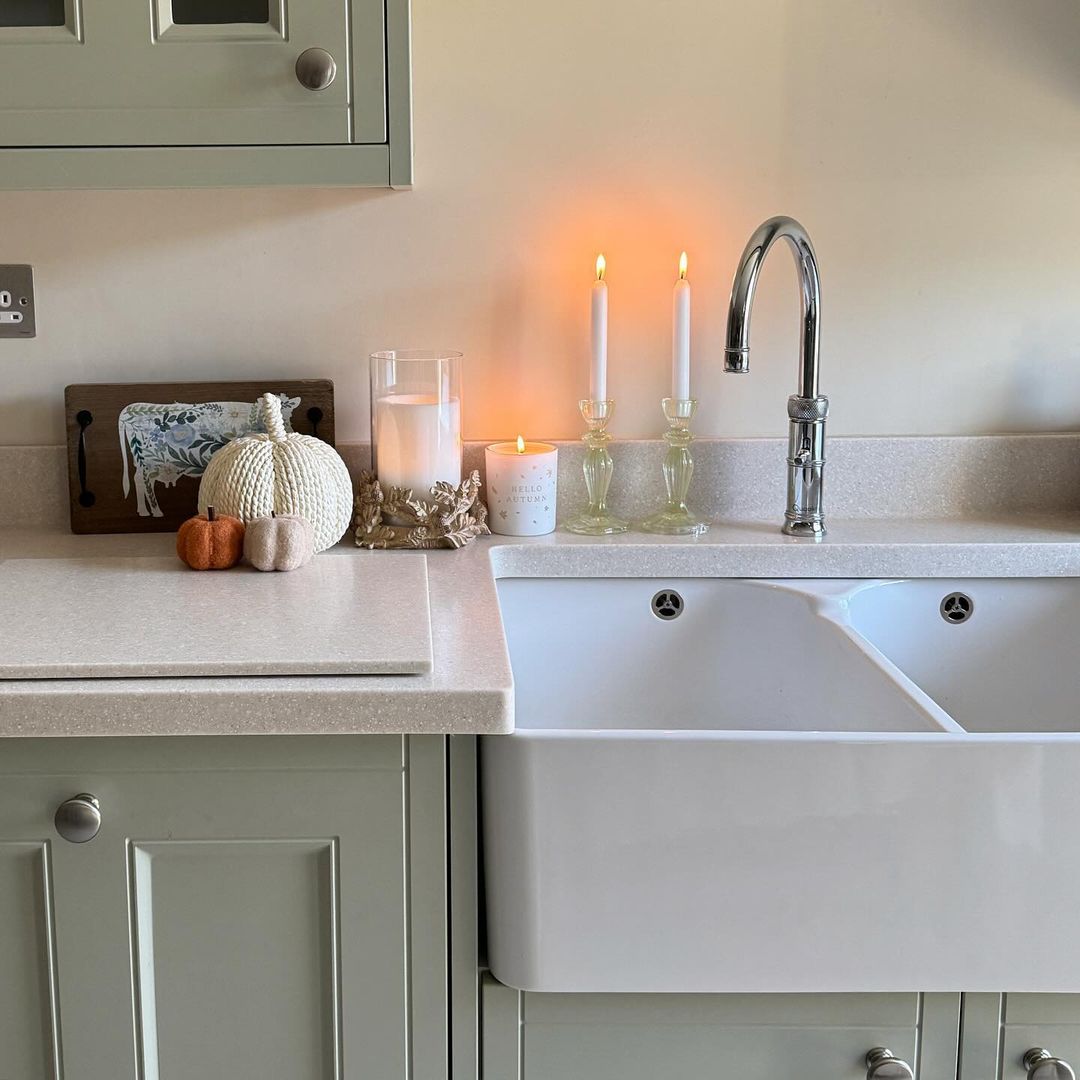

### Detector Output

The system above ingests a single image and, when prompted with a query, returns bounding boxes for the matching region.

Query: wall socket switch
[0,266,36,338]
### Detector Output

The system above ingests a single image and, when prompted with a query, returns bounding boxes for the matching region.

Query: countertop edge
[0,682,514,739]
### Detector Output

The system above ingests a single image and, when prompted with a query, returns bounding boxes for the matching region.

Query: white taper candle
[590,254,608,401]
[672,251,691,400]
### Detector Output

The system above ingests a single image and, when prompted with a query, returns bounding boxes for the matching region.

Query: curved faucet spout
[724,215,821,399]
[723,215,827,538]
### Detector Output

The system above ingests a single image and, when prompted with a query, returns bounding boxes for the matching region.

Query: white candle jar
[485,440,558,536]
[371,350,463,498]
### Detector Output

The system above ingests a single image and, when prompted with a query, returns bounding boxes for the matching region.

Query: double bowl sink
[483,575,1080,994]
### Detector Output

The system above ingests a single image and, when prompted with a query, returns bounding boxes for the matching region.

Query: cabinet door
[0,0,386,147]
[0,776,63,1080]
[1,736,412,1080]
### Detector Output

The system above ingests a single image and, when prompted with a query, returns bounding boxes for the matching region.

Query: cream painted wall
[1,0,1079,446]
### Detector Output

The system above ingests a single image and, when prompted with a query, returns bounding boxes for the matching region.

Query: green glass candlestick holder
[640,397,710,536]
[563,399,629,535]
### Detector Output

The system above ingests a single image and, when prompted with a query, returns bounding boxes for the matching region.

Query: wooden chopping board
[0,555,432,679]
[64,380,336,535]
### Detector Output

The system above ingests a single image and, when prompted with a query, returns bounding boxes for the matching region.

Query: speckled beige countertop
[0,528,512,737]
[3,509,1080,737]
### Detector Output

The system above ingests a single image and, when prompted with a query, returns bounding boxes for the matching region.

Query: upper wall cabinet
[0,0,412,189]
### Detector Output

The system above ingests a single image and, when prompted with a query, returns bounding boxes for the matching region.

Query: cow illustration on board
[118,395,301,517]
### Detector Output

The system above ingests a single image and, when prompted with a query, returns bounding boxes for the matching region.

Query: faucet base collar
[783,518,826,539]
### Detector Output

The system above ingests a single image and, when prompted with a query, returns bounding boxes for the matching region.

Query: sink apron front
[484,730,1080,993]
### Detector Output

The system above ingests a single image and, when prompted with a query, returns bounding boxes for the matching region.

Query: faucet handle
[787,394,829,422]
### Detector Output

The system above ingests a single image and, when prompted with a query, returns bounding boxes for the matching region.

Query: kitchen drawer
[996,995,1080,1080]
[482,979,961,1080]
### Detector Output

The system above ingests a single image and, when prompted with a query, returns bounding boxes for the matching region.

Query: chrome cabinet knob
[54,793,101,844]
[866,1047,914,1080]
[295,47,337,91]
[1025,1049,1077,1080]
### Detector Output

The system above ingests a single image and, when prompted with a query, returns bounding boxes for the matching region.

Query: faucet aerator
[723,348,751,375]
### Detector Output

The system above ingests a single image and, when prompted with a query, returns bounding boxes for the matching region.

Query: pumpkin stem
[259,392,288,443]
[207,505,216,522]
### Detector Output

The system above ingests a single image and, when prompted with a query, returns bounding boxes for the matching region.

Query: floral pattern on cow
[119,395,301,517]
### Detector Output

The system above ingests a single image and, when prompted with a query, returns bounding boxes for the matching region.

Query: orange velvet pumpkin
[176,506,245,570]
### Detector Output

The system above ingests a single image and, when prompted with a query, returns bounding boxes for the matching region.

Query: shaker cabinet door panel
[0,829,61,1080]
[120,760,408,1080]
[0,0,387,147]
[128,840,339,1078]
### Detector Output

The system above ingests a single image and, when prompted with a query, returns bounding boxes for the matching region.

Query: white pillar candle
[485,437,558,536]
[672,250,691,400]
[374,394,462,494]
[590,254,608,401]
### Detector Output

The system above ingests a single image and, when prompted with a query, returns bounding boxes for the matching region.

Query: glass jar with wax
[370,350,463,499]
[485,437,558,536]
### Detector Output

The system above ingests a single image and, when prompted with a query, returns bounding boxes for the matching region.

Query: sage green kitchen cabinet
[959,993,1080,1080]
[0,735,447,1080]
[0,0,412,188]
[481,981,962,1080]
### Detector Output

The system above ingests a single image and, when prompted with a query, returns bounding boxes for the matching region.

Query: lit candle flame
[516,435,526,454]
[595,253,606,282]
[679,251,688,280]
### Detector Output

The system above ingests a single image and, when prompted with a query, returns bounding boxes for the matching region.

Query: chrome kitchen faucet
[724,216,827,538]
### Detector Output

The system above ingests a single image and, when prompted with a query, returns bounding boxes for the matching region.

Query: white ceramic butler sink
[482,577,1080,994]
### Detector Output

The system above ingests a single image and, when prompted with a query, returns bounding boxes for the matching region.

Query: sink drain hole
[651,589,684,620]
[940,592,974,623]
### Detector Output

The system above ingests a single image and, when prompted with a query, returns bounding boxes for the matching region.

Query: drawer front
[482,980,953,1080]
[999,995,1080,1080]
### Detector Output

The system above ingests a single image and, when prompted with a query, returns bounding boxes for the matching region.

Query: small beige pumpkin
[244,513,315,572]
[198,393,353,552]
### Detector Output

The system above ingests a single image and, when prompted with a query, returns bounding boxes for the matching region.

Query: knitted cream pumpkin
[198,393,353,553]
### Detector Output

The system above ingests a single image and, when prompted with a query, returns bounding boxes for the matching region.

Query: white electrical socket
[0,266,35,338]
